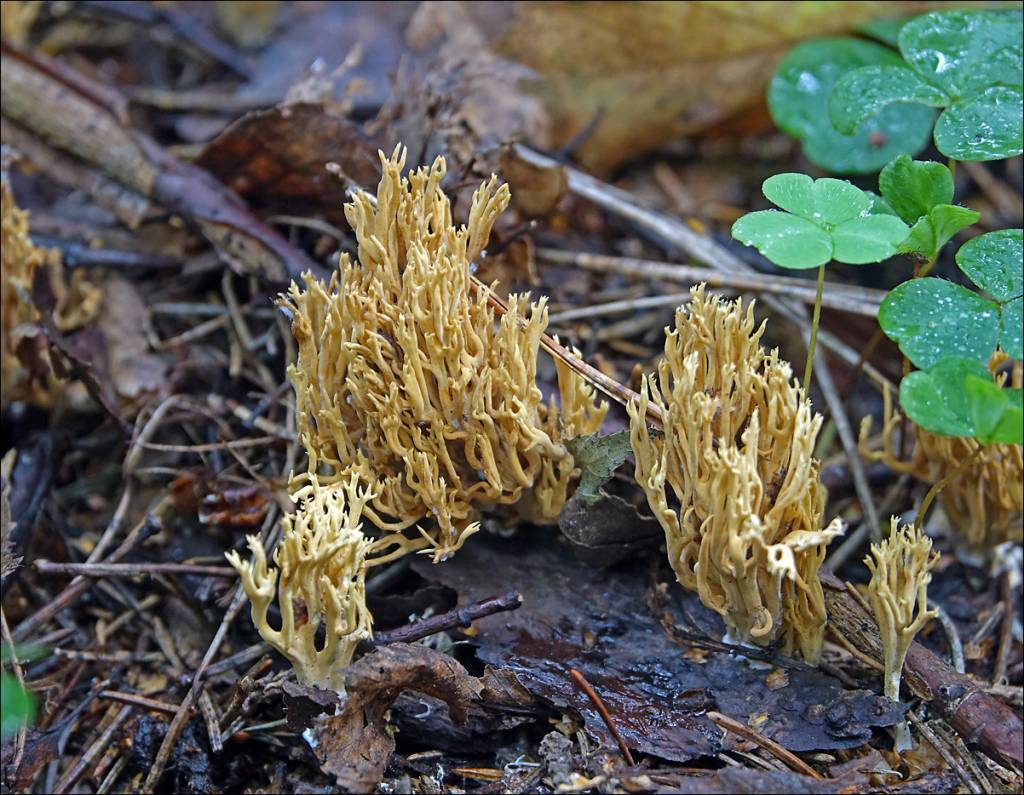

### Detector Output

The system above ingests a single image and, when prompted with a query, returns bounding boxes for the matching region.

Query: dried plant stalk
[628,286,842,662]
[860,370,1023,554]
[865,518,939,751]
[226,474,375,694]
[285,146,605,561]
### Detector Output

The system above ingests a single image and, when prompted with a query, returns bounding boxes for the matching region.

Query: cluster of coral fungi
[628,287,843,663]
[228,147,606,691]
[2,169,101,408]
[284,147,605,560]
[860,362,1023,554]
[227,474,375,693]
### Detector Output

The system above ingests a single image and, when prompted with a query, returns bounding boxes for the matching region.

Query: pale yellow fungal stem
[865,518,939,752]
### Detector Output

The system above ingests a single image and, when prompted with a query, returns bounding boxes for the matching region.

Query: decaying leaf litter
[1,2,1021,794]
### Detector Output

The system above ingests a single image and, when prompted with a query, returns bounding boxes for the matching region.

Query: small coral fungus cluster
[2,166,100,409]
[861,364,1023,554]
[228,147,605,690]
[628,288,843,662]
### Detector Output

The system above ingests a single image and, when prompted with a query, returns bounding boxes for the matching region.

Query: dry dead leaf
[311,643,483,792]
[452,1,946,173]
[96,277,166,400]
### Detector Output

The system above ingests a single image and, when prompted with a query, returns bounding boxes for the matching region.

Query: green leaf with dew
[878,155,953,224]
[955,229,1024,302]
[934,86,1024,161]
[899,204,980,260]
[879,278,1000,369]
[768,38,933,174]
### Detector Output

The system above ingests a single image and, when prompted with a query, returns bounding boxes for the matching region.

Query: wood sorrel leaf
[899,357,991,438]
[831,10,1023,161]
[830,214,910,264]
[955,229,1024,302]
[731,210,832,270]
[879,278,1000,369]
[733,175,908,269]
[768,38,933,174]
[878,155,953,224]
[965,377,1023,445]
[898,9,1023,100]
[1001,297,1023,361]
[899,205,980,260]
[829,65,947,134]
[934,86,1024,161]
[762,173,869,225]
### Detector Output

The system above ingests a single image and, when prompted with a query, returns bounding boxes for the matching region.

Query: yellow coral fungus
[2,168,101,408]
[628,286,842,663]
[860,372,1023,554]
[865,518,938,751]
[284,147,606,560]
[2,170,45,408]
[226,474,375,693]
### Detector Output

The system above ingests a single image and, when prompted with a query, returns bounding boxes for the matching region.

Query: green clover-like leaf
[1001,297,1023,360]
[899,205,980,260]
[768,38,934,174]
[955,229,1024,301]
[965,376,1023,445]
[898,9,1023,99]
[879,278,1000,369]
[731,211,833,270]
[902,359,1022,444]
[934,86,1024,161]
[900,357,987,437]
[878,155,953,224]
[830,214,912,264]
[733,175,908,270]
[830,65,947,134]
[829,9,1024,161]
[763,173,868,224]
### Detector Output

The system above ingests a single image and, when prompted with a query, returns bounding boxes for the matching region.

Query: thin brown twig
[706,710,824,780]
[537,247,885,317]
[99,690,179,715]
[907,712,983,795]
[569,668,635,766]
[994,572,1015,685]
[368,591,523,647]
[34,560,237,578]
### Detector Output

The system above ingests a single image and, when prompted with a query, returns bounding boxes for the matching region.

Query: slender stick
[803,264,826,390]
[367,591,523,647]
[569,668,635,766]
[707,710,824,780]
[34,561,237,578]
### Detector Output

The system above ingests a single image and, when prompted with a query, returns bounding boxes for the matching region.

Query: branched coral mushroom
[1,170,44,408]
[2,166,101,408]
[226,474,376,694]
[865,518,938,752]
[860,373,1023,554]
[284,147,606,561]
[628,286,843,662]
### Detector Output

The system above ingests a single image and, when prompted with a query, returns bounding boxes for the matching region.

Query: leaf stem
[913,444,984,533]
[803,263,826,391]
